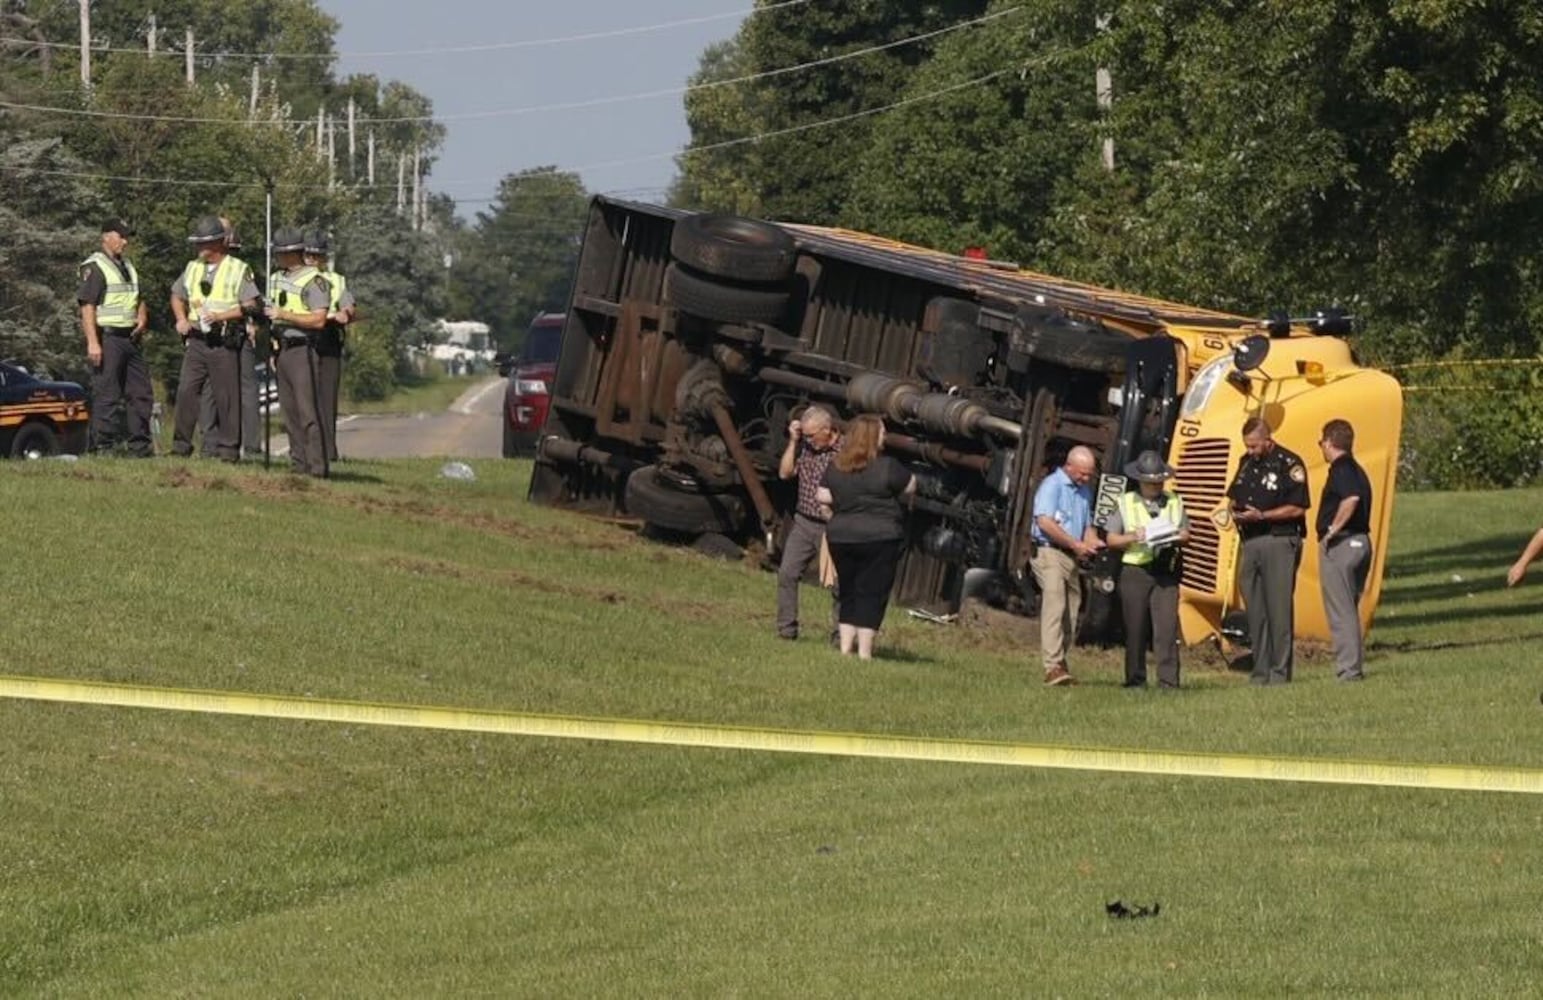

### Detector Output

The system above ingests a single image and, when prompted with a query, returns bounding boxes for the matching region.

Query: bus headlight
[1179,354,1233,421]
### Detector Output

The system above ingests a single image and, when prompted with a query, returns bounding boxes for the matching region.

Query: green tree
[333,198,447,367]
[677,0,991,225]
[846,0,1090,259]
[448,167,588,348]
[0,135,109,381]
[28,0,340,115]
[844,0,1543,365]
[670,39,765,215]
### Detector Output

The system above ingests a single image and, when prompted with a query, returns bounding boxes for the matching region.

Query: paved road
[277,377,506,461]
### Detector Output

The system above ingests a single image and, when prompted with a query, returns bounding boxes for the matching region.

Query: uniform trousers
[776,513,838,640]
[1240,533,1302,684]
[173,337,239,461]
[316,327,344,462]
[1319,534,1371,680]
[199,338,260,458]
[90,331,154,456]
[275,338,328,477]
[1031,546,1082,672]
[1119,562,1181,688]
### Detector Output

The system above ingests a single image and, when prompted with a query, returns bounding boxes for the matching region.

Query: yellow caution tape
[3,674,1541,794]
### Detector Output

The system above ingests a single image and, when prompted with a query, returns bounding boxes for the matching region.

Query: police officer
[198,218,265,460]
[1105,449,1190,689]
[78,219,152,456]
[303,232,356,463]
[170,215,259,462]
[266,227,332,477]
[1316,418,1373,681]
[1227,416,1311,684]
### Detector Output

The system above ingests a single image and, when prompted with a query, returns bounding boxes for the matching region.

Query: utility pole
[396,152,406,215]
[1096,13,1114,172]
[315,106,325,155]
[249,64,260,117]
[347,99,357,179]
[78,0,90,89]
[412,146,422,231]
[367,129,376,187]
[327,115,337,189]
[147,14,157,57]
[185,27,195,85]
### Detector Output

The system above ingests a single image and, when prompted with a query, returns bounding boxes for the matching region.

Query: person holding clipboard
[1105,450,1191,688]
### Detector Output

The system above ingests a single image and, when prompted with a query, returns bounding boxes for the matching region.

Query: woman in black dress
[816,414,916,659]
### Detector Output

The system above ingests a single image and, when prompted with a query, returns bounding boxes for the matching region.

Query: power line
[0,63,1027,194]
[0,7,1021,126]
[16,0,811,60]
[582,66,1019,174]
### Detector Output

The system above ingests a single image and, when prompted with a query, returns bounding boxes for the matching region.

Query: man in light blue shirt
[1030,445,1104,685]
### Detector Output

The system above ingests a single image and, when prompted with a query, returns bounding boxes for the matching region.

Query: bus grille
[1174,438,1232,593]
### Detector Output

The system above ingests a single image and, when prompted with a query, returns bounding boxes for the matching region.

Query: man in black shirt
[1227,415,1311,684]
[78,219,152,456]
[1316,418,1373,680]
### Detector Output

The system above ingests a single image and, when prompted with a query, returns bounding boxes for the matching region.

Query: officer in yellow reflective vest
[78,219,152,455]
[1105,450,1191,689]
[304,232,356,463]
[197,218,265,460]
[170,215,259,462]
[266,227,332,477]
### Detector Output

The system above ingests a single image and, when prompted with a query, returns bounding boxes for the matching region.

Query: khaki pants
[1031,546,1081,671]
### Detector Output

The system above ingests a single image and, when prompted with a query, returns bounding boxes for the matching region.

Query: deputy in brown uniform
[78,219,152,456]
[170,215,259,462]
[1227,416,1311,684]
[303,232,356,464]
[198,219,265,459]
[265,227,332,477]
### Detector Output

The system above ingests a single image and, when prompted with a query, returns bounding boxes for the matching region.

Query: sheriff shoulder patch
[1289,464,1306,483]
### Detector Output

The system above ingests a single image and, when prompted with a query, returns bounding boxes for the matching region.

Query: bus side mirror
[1233,334,1270,372]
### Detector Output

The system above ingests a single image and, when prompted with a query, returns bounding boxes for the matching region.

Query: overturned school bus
[528,198,1402,646]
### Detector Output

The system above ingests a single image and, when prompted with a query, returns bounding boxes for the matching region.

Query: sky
[317,0,756,217]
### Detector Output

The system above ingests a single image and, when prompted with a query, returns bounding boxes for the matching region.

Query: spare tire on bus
[663,264,790,326]
[670,213,796,284]
[624,464,748,536]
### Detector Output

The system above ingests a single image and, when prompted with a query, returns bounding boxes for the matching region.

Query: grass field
[3,456,1541,996]
[344,371,486,416]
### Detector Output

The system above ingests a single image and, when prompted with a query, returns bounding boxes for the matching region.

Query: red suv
[501,312,565,457]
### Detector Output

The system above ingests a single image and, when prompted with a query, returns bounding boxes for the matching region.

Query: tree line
[0,0,587,402]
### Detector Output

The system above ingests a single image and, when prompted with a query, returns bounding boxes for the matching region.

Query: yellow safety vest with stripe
[268,265,322,336]
[180,255,250,316]
[82,252,140,327]
[1119,490,1184,566]
[318,269,346,312]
